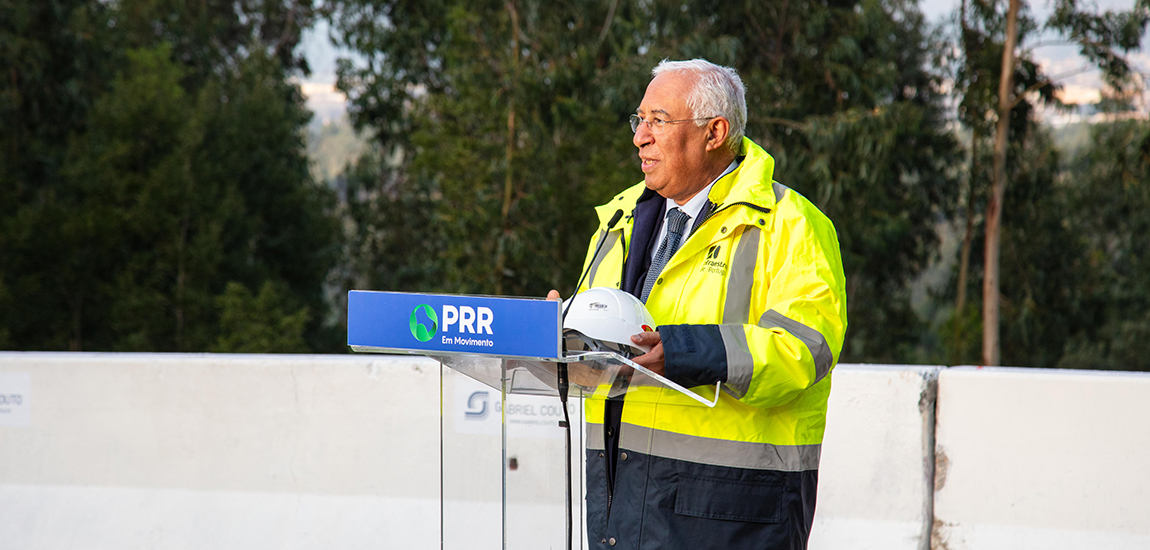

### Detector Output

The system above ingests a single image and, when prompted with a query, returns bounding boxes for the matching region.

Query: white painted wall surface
[810,365,940,550]
[932,366,1150,550]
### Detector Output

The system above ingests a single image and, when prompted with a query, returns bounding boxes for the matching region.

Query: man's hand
[630,331,665,376]
[547,289,561,301]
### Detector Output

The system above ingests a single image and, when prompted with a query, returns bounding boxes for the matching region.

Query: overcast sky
[298,1,1150,122]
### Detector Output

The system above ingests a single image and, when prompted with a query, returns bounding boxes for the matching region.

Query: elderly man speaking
[550,59,847,550]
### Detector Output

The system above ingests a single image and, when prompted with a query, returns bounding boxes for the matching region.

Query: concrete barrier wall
[811,365,939,550]
[932,366,1150,550]
[0,353,444,549]
[0,352,583,550]
[2,353,1149,549]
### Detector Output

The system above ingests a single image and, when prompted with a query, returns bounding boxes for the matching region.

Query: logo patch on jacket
[701,245,728,276]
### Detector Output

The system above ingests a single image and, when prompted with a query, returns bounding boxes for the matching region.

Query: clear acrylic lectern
[347,291,719,550]
[424,352,720,550]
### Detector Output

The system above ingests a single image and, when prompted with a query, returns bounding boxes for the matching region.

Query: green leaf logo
[409,304,438,342]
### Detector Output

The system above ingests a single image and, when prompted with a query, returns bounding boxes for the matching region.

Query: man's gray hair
[652,59,746,154]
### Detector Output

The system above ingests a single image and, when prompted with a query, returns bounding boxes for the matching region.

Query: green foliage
[0,0,115,214]
[109,0,316,86]
[327,145,444,326]
[308,118,369,183]
[1057,121,1150,371]
[196,52,341,352]
[950,0,1064,138]
[937,120,1150,370]
[940,302,981,364]
[688,0,964,363]
[5,0,1147,367]
[938,125,1088,367]
[995,129,1086,367]
[1048,0,1150,89]
[212,281,310,353]
[0,0,339,353]
[1050,121,1094,160]
[936,0,1150,368]
[66,44,218,351]
[326,0,646,298]
[0,278,10,349]
[793,102,960,363]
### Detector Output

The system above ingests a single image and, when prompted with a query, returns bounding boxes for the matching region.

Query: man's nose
[633,122,653,148]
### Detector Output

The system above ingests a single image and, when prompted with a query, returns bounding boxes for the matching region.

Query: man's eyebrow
[637,108,671,117]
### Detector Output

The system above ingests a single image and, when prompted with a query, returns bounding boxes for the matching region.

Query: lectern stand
[347,290,720,550]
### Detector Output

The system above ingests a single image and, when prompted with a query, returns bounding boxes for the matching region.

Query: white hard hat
[562,287,657,358]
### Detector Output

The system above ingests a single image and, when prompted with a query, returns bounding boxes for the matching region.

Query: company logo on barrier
[409,304,438,342]
[465,391,489,419]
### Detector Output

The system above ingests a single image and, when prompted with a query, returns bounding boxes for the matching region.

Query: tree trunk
[954,125,977,364]
[983,0,1020,366]
[495,0,520,295]
[953,0,975,365]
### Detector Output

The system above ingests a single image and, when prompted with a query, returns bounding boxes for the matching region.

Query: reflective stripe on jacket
[577,137,847,550]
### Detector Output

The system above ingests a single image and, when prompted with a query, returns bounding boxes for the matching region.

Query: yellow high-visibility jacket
[577,137,847,550]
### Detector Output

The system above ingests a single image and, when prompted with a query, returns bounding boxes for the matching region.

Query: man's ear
[704,117,731,152]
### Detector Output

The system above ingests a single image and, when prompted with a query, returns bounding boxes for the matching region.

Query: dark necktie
[641,207,690,303]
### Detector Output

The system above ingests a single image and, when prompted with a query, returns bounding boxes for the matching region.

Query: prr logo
[409,304,438,342]
[442,305,494,334]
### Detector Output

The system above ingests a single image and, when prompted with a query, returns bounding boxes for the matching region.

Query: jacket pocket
[673,474,782,524]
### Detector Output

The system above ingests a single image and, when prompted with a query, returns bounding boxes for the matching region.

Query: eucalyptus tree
[978,0,1149,365]
[945,0,1059,364]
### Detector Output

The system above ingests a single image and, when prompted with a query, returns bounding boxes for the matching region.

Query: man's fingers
[547,289,561,301]
[631,330,660,345]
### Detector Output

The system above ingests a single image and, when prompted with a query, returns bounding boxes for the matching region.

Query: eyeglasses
[629,114,717,134]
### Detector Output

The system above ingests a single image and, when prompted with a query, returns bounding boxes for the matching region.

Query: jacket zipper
[712,200,772,217]
[607,480,613,517]
[605,421,614,518]
[687,201,769,241]
[597,202,769,529]
[619,226,627,288]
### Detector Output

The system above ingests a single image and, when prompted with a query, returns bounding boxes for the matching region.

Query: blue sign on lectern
[347,290,562,359]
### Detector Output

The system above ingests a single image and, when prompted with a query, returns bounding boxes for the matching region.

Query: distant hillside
[306,116,369,184]
[1048,122,1094,163]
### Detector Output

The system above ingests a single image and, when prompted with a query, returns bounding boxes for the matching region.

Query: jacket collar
[595,137,778,229]
[705,137,776,212]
